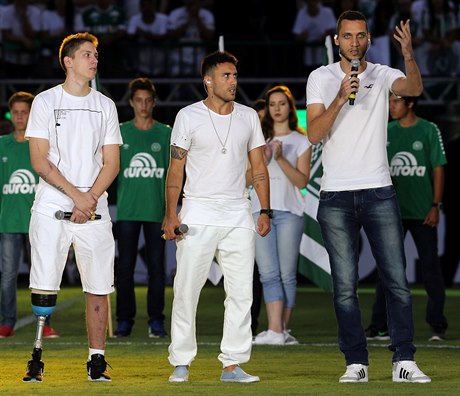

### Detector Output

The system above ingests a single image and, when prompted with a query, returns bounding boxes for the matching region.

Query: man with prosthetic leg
[23,291,57,382]
[21,32,122,382]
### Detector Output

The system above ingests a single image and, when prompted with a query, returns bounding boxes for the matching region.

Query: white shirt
[127,12,169,75]
[171,101,265,229]
[25,85,123,218]
[307,61,404,191]
[292,5,336,66]
[250,131,311,216]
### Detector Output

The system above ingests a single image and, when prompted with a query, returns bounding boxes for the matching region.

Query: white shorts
[29,211,115,294]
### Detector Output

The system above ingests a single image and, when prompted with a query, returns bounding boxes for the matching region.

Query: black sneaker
[87,354,111,382]
[23,359,45,382]
[148,320,167,338]
[365,325,390,340]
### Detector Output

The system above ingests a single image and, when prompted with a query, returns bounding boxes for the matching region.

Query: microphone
[55,210,101,221]
[161,224,189,240]
[349,59,360,105]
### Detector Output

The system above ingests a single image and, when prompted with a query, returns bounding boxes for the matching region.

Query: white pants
[168,225,255,368]
[29,211,115,294]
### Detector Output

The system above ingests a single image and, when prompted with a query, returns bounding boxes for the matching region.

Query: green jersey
[387,118,447,220]
[116,120,171,222]
[0,134,38,233]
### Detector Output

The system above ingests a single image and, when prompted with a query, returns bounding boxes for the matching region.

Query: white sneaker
[283,329,299,345]
[392,361,431,383]
[252,329,285,345]
[339,364,368,383]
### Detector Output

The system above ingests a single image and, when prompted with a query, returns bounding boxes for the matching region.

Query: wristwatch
[260,209,273,218]
[432,202,443,210]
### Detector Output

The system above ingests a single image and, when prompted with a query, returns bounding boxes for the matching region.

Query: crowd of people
[0,1,458,386]
[1,0,460,79]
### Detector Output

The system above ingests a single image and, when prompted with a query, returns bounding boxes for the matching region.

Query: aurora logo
[123,153,165,178]
[2,169,36,194]
[389,151,425,177]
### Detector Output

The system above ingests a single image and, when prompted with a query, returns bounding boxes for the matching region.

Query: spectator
[251,85,311,346]
[81,0,127,77]
[366,0,395,66]
[40,0,85,77]
[0,92,59,339]
[126,0,169,78]
[292,0,336,76]
[114,77,171,338]
[440,136,460,286]
[0,0,42,78]
[416,0,460,76]
[167,0,215,77]
[365,93,448,342]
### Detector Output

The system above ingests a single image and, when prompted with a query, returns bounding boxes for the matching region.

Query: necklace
[206,101,233,154]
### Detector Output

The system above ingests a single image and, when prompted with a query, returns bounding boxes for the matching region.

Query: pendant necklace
[206,101,233,154]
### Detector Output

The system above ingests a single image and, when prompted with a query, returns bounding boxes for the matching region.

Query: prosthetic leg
[22,292,57,382]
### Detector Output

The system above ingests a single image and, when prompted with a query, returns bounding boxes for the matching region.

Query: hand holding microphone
[161,224,189,240]
[349,59,360,105]
[55,210,101,221]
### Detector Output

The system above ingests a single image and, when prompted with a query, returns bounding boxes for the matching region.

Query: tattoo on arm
[252,172,267,186]
[38,168,68,197]
[171,146,188,160]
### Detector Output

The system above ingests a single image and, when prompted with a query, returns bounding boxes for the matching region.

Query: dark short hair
[8,91,35,110]
[59,32,98,73]
[128,77,156,100]
[391,92,419,108]
[252,98,266,112]
[336,10,368,34]
[201,50,238,78]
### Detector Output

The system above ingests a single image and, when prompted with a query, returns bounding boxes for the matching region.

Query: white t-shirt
[25,85,123,219]
[41,10,84,36]
[306,61,404,191]
[292,5,336,67]
[171,101,265,229]
[167,6,215,75]
[250,131,311,216]
[1,4,42,64]
[127,12,169,75]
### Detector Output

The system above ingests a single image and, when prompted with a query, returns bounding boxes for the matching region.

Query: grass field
[1,283,459,395]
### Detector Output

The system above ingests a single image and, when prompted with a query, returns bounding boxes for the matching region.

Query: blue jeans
[115,221,166,324]
[1,233,28,328]
[253,210,304,308]
[370,219,447,332]
[317,186,416,364]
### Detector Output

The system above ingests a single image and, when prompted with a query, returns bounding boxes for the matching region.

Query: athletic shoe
[149,320,167,338]
[114,320,132,337]
[429,332,446,341]
[392,360,431,383]
[283,329,299,345]
[220,366,260,383]
[252,329,285,345]
[23,359,44,382]
[87,353,111,381]
[169,365,189,382]
[339,364,368,383]
[0,325,14,338]
[365,324,390,341]
[43,325,60,338]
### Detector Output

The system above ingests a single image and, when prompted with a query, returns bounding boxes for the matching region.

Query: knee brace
[31,293,57,317]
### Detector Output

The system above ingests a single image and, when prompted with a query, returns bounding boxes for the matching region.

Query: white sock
[88,348,105,360]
